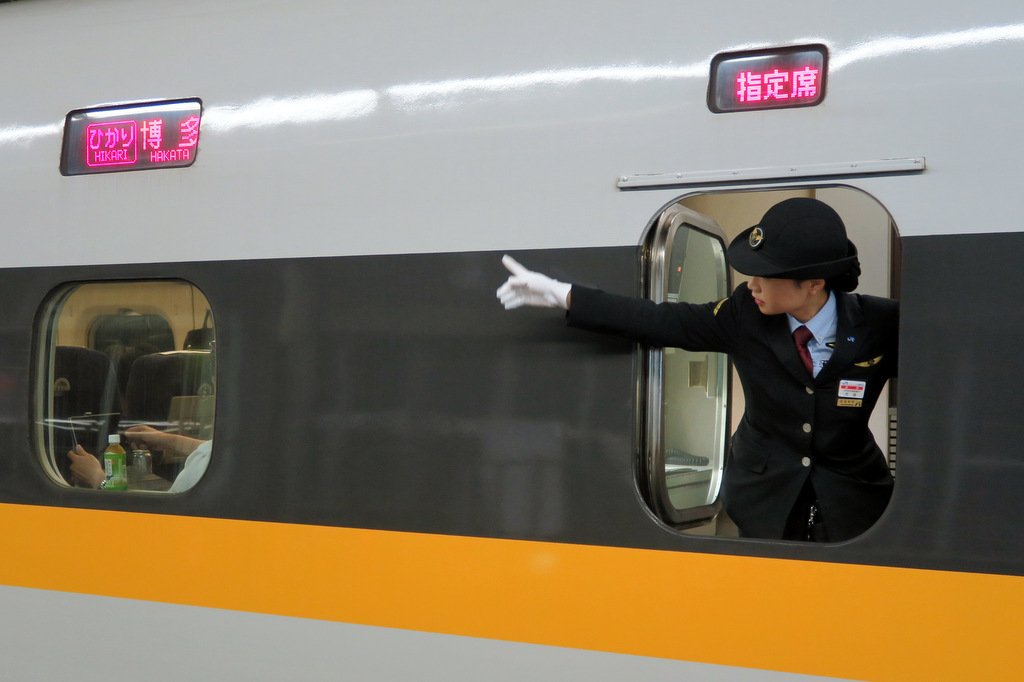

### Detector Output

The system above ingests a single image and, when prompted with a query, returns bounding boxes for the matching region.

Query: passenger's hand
[67,445,105,488]
[125,425,177,453]
[496,255,572,310]
[126,425,206,458]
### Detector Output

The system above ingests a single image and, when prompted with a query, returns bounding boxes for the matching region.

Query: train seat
[124,350,215,424]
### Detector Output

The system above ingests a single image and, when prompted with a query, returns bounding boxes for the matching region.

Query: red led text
[86,120,138,167]
[151,148,191,163]
[736,66,820,104]
[179,116,200,148]
[82,114,201,170]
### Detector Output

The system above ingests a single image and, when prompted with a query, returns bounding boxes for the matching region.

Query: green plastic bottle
[103,434,127,491]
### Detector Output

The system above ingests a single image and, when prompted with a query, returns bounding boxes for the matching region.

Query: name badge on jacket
[838,379,866,407]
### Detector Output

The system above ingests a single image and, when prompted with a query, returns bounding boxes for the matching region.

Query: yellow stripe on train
[1,502,1021,681]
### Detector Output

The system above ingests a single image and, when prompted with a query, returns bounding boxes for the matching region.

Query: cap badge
[748,227,765,249]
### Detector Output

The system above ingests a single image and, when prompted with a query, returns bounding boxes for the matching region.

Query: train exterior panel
[1,1,1023,680]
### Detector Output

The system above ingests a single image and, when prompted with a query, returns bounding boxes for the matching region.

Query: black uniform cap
[726,198,860,280]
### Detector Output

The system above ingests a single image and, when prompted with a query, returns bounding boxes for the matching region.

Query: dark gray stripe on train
[0,241,1021,577]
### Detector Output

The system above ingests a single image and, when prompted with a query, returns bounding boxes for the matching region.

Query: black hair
[825,262,861,293]
[795,262,860,293]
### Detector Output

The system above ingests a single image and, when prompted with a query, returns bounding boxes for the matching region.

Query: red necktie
[793,325,814,376]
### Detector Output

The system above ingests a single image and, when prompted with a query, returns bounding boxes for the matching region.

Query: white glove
[496,255,572,310]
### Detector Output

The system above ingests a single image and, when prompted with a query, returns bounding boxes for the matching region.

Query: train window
[642,188,899,539]
[641,206,731,528]
[35,280,216,493]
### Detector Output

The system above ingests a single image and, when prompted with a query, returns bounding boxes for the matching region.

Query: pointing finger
[501,254,529,277]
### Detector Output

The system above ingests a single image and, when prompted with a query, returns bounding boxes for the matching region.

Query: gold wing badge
[854,355,883,368]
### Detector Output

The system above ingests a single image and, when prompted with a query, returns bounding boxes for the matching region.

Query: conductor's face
[747,276,826,322]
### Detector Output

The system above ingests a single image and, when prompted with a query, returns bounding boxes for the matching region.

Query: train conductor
[496,198,899,542]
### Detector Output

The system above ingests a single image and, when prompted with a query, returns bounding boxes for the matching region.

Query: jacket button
[802,423,812,433]
[805,386,814,395]
[802,457,811,467]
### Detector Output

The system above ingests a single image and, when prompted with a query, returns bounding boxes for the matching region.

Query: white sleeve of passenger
[169,440,213,493]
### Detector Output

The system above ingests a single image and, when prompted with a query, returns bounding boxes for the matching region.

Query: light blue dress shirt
[787,291,837,378]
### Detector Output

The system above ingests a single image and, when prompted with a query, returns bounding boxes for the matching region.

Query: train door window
[641,206,731,528]
[35,280,216,493]
[642,187,899,538]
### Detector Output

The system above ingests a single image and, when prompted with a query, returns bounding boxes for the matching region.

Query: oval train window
[34,280,215,493]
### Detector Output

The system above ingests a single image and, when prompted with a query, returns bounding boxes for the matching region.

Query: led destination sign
[708,45,827,113]
[61,99,202,175]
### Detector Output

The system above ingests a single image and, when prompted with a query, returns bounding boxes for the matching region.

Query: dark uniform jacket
[568,283,899,541]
